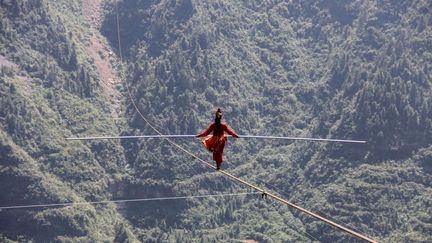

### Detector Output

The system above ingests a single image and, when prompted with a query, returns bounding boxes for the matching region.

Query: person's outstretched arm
[196,123,215,137]
[223,124,240,138]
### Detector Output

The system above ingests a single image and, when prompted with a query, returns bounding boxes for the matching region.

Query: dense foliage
[103,0,431,242]
[0,0,133,241]
[1,0,431,242]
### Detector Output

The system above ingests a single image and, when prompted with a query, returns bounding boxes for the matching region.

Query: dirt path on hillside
[82,0,122,121]
[82,0,103,28]
[82,0,126,216]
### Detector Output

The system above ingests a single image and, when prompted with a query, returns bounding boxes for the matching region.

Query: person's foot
[216,166,220,171]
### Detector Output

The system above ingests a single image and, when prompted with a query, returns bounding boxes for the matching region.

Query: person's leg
[215,143,225,170]
[213,152,217,162]
[213,152,222,170]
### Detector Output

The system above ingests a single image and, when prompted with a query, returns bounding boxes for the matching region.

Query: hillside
[102,0,432,242]
[1,0,431,242]
[0,0,133,241]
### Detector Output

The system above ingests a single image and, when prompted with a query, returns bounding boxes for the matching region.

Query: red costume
[197,122,239,169]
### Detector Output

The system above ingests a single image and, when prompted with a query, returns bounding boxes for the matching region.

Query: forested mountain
[1,0,431,242]
[0,0,133,241]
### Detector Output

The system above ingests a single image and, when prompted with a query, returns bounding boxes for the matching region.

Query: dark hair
[213,108,222,135]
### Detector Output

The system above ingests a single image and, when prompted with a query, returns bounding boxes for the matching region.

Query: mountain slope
[0,0,134,241]
[0,0,431,242]
[102,0,432,242]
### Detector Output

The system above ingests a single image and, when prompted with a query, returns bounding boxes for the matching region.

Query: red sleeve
[197,123,215,137]
[223,123,239,138]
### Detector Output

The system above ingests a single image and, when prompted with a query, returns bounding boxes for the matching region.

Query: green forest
[1,0,431,242]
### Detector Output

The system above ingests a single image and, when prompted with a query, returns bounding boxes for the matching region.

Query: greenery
[1,0,431,242]
[1,0,132,242]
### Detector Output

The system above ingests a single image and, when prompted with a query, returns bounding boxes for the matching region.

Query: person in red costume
[196,108,240,170]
